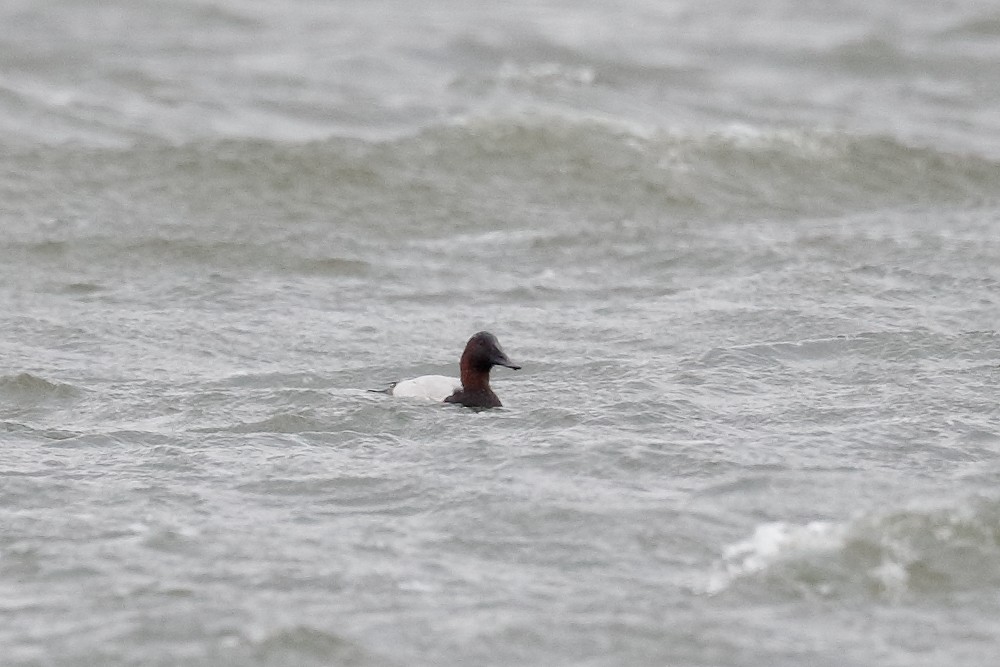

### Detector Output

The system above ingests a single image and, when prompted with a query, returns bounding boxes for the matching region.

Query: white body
[389,375,460,401]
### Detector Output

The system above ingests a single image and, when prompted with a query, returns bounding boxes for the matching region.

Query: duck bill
[491,349,521,370]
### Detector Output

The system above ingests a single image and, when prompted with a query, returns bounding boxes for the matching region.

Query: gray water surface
[3,2,1000,665]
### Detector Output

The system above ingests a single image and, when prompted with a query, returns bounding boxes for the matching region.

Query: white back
[389,375,460,401]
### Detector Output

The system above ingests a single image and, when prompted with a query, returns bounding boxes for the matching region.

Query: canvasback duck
[377,331,521,408]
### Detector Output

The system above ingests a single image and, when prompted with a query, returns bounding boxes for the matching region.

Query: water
[2,1,1000,665]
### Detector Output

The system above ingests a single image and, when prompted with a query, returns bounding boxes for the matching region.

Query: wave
[939,13,1000,38]
[214,412,331,435]
[0,373,81,403]
[235,625,392,667]
[14,118,1000,219]
[704,495,1000,600]
[392,117,1000,220]
[692,329,1000,369]
[4,116,998,273]
[3,235,372,277]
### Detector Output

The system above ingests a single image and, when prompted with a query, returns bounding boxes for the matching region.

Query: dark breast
[444,388,502,408]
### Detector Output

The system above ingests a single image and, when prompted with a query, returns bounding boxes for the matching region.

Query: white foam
[705,520,845,594]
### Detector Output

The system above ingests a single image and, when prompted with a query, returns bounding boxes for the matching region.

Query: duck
[375,331,520,408]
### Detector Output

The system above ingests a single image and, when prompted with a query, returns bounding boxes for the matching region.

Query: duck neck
[460,363,491,392]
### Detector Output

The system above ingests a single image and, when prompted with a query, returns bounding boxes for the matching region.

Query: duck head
[462,331,521,373]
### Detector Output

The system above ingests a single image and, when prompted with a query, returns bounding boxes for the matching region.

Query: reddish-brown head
[458,331,520,392]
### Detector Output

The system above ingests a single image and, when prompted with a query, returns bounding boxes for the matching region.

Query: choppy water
[3,1,1000,665]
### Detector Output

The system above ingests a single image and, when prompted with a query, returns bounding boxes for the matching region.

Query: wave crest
[706,496,1000,600]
